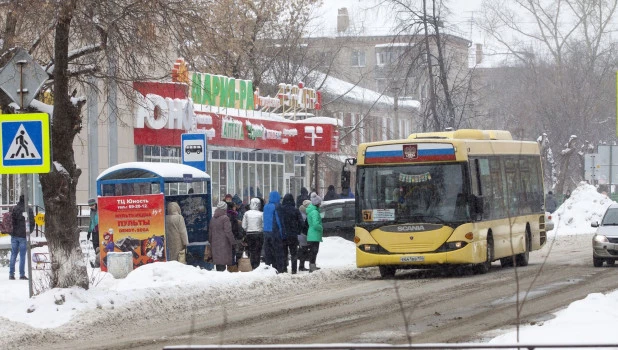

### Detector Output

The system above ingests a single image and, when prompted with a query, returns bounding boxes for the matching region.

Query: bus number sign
[362,210,373,222]
[362,209,395,222]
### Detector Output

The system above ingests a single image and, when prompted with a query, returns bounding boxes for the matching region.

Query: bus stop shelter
[96,162,212,270]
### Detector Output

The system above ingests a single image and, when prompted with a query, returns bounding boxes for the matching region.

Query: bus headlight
[360,244,380,252]
[438,241,468,251]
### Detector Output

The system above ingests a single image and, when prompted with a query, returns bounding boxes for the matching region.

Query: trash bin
[107,252,133,279]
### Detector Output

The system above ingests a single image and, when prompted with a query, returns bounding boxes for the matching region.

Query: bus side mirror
[471,195,484,215]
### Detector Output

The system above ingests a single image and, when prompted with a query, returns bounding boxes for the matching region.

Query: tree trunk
[555,136,577,196]
[422,0,439,131]
[39,0,89,289]
[430,0,456,128]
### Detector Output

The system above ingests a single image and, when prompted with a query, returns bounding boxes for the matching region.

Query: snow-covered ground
[1,182,617,346]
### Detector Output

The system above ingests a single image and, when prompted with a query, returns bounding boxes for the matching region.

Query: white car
[591,203,618,267]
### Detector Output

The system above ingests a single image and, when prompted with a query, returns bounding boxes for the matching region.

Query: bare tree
[0,0,209,289]
[378,0,475,131]
[477,0,618,193]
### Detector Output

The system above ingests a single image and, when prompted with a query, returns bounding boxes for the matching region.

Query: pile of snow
[0,235,358,329]
[550,182,615,236]
[490,290,618,345]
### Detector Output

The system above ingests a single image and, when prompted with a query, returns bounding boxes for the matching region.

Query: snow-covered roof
[97,162,210,182]
[314,71,420,109]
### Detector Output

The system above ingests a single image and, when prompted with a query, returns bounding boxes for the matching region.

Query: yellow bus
[353,129,549,278]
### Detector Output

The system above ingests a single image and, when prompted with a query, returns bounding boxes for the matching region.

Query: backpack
[1,209,13,235]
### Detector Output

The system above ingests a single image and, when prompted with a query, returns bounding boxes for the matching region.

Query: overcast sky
[313,0,484,41]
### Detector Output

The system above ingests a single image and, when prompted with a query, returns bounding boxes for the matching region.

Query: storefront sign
[191,72,254,110]
[133,80,339,152]
[277,82,321,111]
[97,194,166,271]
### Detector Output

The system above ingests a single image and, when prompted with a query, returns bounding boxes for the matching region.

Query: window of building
[137,145,180,163]
[351,50,366,67]
[376,50,393,66]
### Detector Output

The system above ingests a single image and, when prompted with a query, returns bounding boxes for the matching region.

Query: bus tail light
[465,232,474,240]
[354,236,360,244]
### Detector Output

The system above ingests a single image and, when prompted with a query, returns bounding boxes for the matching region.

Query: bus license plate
[400,256,424,262]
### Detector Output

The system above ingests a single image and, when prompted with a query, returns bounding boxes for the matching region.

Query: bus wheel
[476,235,493,274]
[515,228,531,267]
[379,266,396,278]
[500,257,514,268]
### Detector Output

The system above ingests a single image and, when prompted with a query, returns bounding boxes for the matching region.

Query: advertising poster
[98,194,166,271]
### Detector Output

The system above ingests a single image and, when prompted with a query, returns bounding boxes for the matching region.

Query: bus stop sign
[181,133,207,172]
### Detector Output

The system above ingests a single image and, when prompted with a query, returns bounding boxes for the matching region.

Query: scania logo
[398,225,425,231]
[381,223,442,232]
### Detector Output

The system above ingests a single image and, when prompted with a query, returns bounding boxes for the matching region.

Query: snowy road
[9,233,618,350]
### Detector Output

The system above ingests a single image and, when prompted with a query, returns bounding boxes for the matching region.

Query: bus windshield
[357,163,470,226]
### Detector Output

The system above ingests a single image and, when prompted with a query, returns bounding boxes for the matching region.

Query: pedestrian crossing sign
[0,113,50,174]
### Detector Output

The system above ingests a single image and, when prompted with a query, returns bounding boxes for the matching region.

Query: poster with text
[98,194,166,271]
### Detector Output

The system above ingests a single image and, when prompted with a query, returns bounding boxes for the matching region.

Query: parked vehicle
[545,212,554,231]
[320,198,355,241]
[591,203,618,267]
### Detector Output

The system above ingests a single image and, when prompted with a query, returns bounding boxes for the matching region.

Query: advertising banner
[132,65,339,153]
[98,194,166,271]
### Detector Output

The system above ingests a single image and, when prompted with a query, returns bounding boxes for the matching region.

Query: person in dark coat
[9,195,34,280]
[209,201,236,271]
[323,185,338,201]
[227,201,245,265]
[296,187,310,208]
[232,194,245,221]
[279,193,304,274]
[298,200,311,271]
[545,191,558,213]
[263,191,285,272]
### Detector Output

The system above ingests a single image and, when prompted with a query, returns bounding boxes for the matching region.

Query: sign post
[1,50,50,298]
[0,113,50,298]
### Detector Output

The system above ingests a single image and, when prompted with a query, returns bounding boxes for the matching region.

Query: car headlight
[593,235,609,243]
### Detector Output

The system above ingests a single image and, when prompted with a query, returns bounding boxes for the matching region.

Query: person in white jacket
[242,198,264,269]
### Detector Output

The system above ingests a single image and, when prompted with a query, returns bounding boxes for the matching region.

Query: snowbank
[550,182,614,236]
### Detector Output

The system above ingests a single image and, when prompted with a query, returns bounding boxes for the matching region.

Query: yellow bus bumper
[356,239,486,268]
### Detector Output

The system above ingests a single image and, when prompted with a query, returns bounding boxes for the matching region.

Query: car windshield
[601,208,618,225]
[357,163,470,226]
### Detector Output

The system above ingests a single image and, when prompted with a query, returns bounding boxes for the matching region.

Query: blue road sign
[0,113,50,174]
[181,133,207,173]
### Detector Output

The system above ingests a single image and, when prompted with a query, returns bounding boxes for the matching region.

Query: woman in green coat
[306,192,323,272]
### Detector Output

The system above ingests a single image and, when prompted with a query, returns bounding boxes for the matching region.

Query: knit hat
[88,198,97,206]
[216,201,227,210]
[310,192,322,206]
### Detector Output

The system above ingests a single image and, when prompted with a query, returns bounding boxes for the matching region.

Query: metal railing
[163,344,618,350]
[0,204,45,238]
